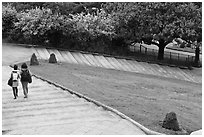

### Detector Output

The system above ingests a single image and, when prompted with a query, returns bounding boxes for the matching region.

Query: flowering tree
[71,9,116,40]
[69,8,117,52]
[14,7,70,45]
[2,4,17,37]
[3,2,202,60]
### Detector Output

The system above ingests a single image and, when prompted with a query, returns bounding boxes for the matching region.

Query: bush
[2,4,17,37]
[3,4,128,56]
[49,53,57,63]
[65,9,117,53]
[30,53,39,65]
[14,7,69,45]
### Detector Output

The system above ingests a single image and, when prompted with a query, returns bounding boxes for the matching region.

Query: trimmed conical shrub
[49,53,57,63]
[162,112,180,131]
[30,53,39,65]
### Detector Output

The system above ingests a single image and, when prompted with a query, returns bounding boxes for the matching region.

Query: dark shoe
[24,96,27,98]
[14,97,17,99]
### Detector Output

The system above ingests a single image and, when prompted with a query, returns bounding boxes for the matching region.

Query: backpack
[12,72,18,81]
[21,70,32,83]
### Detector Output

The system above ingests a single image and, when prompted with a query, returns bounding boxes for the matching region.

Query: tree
[2,4,17,37]
[194,41,201,67]
[4,2,201,61]
[104,2,202,60]
[69,8,116,52]
[14,7,69,45]
[5,2,104,15]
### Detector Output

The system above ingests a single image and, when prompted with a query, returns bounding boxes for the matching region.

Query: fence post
[140,44,141,53]
[178,53,179,61]
[170,52,171,61]
[145,48,147,55]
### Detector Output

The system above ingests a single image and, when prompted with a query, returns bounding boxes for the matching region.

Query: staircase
[3,44,200,135]
[2,66,156,135]
[31,47,201,84]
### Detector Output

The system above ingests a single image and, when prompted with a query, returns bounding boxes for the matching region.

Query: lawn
[27,60,202,135]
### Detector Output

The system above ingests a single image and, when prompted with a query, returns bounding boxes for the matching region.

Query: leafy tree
[4,2,104,15]
[69,8,116,52]
[104,2,202,60]
[12,5,116,51]
[14,7,69,45]
[3,2,201,63]
[3,2,46,11]
[2,4,17,37]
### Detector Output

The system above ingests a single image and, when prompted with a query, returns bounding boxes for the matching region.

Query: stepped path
[2,67,151,135]
[32,47,201,84]
[2,43,162,134]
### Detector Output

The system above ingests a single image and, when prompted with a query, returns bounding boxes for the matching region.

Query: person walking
[10,65,21,99]
[20,63,32,98]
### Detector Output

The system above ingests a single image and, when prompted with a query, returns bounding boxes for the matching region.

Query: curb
[32,73,163,135]
[9,62,164,135]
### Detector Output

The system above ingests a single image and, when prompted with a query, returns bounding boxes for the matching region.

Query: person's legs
[16,87,18,97]
[22,82,28,98]
[15,87,18,98]
[25,82,28,97]
[26,83,28,94]
[22,82,26,98]
[12,87,17,99]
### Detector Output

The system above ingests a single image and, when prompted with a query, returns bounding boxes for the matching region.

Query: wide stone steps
[31,47,201,84]
[2,66,150,135]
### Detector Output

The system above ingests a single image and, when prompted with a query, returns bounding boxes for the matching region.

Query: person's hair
[21,63,28,69]
[14,65,18,70]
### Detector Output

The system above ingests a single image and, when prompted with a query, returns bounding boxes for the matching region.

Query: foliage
[14,7,70,45]
[2,4,17,36]
[2,2,202,58]
[3,2,104,15]
[67,9,117,52]
[71,9,116,40]
[103,2,202,59]
[104,2,202,44]
[11,6,116,52]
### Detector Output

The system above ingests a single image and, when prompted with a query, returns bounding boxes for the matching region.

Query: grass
[25,60,201,135]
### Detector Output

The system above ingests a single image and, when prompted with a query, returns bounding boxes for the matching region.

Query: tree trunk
[157,40,166,60]
[194,46,200,67]
[158,45,165,60]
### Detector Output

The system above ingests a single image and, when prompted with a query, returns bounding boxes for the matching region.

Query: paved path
[2,43,201,135]
[2,67,150,135]
[2,43,162,135]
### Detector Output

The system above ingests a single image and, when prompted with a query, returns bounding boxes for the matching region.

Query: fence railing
[128,43,196,66]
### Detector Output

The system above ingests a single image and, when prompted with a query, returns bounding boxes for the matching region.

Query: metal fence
[129,43,196,66]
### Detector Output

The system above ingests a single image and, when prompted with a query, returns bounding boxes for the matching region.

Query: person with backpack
[10,65,21,99]
[20,63,32,98]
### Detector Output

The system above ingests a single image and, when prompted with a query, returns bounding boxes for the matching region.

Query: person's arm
[28,69,32,76]
[18,71,21,79]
